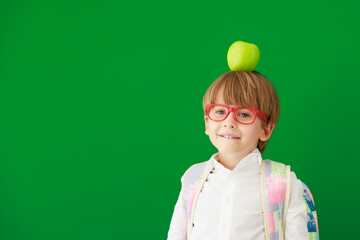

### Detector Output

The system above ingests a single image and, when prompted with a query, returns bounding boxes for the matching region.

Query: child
[167,70,311,240]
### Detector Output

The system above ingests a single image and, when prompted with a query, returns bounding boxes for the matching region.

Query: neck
[217,147,257,170]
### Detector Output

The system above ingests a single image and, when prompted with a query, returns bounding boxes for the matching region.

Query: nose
[223,111,237,128]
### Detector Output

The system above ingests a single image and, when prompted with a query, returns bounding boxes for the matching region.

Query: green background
[1,0,359,239]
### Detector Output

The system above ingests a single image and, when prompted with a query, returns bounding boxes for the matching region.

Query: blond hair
[202,70,280,153]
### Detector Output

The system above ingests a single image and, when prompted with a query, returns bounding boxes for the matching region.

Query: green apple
[227,41,260,71]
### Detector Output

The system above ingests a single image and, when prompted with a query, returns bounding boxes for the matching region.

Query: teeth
[222,135,237,139]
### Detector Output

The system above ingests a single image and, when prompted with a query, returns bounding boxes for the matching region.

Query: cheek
[207,125,220,143]
[206,122,218,133]
[243,128,262,141]
[208,134,221,149]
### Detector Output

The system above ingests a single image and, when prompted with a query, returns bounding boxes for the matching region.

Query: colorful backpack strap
[262,160,320,240]
[181,161,209,239]
[261,159,289,240]
[283,165,291,233]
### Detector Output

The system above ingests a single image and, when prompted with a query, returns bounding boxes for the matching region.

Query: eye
[236,109,254,119]
[216,110,226,115]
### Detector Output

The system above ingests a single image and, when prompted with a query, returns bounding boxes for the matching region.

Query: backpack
[181,159,319,240]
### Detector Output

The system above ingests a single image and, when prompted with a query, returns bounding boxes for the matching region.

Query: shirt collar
[206,148,263,173]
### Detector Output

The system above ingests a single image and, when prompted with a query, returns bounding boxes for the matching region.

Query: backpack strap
[262,160,320,240]
[261,160,290,240]
[260,160,270,240]
[282,165,291,235]
[181,161,210,239]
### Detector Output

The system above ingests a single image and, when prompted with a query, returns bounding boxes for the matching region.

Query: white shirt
[167,148,309,240]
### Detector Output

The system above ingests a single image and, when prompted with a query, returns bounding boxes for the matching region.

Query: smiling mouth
[219,135,240,140]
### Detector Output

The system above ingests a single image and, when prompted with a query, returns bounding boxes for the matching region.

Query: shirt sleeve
[167,188,187,240]
[285,172,309,240]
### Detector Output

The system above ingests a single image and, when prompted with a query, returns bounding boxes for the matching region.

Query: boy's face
[204,94,275,156]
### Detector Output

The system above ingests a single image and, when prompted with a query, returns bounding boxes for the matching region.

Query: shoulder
[180,160,209,183]
[265,160,303,183]
[262,159,287,167]
[264,160,312,193]
[262,159,288,177]
[288,168,314,202]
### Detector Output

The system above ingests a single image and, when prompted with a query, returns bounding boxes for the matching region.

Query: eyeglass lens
[208,105,256,123]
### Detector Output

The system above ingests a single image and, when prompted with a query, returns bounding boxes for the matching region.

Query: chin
[218,146,241,152]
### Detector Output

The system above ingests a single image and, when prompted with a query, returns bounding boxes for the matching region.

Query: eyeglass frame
[205,104,269,125]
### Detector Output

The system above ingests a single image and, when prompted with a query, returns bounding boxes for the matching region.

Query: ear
[204,115,209,135]
[259,122,275,141]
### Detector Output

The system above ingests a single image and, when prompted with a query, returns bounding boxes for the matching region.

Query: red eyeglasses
[206,104,268,125]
